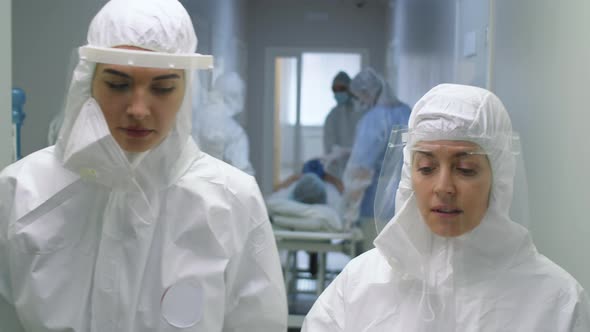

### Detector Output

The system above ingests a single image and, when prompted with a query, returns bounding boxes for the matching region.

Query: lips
[431,206,463,215]
[120,127,154,138]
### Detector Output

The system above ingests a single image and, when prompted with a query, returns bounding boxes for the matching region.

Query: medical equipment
[11,88,26,160]
[267,184,362,328]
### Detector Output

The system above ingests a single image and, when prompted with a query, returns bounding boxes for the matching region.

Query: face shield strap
[79,45,214,70]
[405,128,517,157]
[410,146,487,156]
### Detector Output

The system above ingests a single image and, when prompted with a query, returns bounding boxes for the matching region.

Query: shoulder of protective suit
[0,146,78,199]
[0,147,79,233]
[1,146,51,176]
[528,254,588,307]
[180,152,267,225]
[341,249,395,286]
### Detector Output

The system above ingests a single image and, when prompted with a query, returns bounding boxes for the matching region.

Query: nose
[433,167,456,197]
[126,88,150,120]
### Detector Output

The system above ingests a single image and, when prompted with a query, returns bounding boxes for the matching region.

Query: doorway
[268,49,365,188]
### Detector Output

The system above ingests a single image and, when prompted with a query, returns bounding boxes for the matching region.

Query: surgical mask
[334,92,350,105]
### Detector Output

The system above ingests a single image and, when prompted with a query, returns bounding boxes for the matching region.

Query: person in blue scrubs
[341,67,411,253]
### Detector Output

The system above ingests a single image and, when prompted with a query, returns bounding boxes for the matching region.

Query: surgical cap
[302,159,326,180]
[88,0,197,53]
[292,173,327,205]
[350,67,383,105]
[332,71,351,87]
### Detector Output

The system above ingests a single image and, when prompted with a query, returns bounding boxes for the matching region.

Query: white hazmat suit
[192,72,255,175]
[303,84,590,331]
[0,0,287,331]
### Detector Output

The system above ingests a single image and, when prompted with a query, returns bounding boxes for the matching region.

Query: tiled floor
[282,250,352,331]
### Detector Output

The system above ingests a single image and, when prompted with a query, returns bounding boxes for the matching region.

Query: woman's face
[91,48,186,152]
[411,140,492,237]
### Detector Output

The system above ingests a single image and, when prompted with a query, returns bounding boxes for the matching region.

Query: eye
[105,81,129,92]
[151,85,176,95]
[456,167,477,176]
[417,166,435,175]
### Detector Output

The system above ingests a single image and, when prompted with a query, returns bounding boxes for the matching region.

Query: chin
[428,223,472,238]
[117,141,153,153]
[114,137,157,153]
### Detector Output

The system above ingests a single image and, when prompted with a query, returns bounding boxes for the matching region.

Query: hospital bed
[266,184,362,328]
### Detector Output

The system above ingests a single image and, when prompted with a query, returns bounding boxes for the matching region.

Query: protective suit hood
[350,67,399,108]
[375,84,532,286]
[212,71,245,117]
[54,0,200,192]
[350,67,382,107]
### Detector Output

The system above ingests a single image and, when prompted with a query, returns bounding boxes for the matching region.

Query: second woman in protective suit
[303,84,589,331]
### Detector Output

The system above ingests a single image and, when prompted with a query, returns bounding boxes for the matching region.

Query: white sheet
[266,182,343,232]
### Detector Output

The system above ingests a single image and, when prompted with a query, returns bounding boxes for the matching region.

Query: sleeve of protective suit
[301,264,347,332]
[323,109,337,155]
[572,289,590,332]
[47,109,65,146]
[340,167,373,229]
[340,113,380,228]
[0,172,26,332]
[222,177,287,331]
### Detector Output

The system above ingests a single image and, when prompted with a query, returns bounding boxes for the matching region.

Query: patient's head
[292,173,327,205]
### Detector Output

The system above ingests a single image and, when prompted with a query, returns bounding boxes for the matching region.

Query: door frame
[261,47,369,193]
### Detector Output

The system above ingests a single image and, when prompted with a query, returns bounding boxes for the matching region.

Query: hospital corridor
[1,0,590,331]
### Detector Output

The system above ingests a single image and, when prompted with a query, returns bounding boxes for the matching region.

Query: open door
[270,50,364,189]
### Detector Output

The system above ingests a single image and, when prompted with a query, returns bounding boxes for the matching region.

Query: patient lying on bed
[267,159,344,232]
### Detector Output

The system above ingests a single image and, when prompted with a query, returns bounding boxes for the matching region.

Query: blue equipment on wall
[12,88,26,160]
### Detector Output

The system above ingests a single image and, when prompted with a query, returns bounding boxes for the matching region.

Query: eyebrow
[414,150,434,157]
[414,150,477,158]
[152,73,181,81]
[103,69,130,79]
[102,69,180,81]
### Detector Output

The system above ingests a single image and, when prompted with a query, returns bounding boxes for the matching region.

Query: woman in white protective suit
[0,0,287,331]
[303,84,590,331]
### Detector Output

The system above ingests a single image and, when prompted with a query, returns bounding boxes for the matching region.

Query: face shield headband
[79,45,213,70]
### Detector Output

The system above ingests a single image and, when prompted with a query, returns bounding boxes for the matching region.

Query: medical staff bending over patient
[0,0,287,331]
[340,68,410,253]
[303,84,590,331]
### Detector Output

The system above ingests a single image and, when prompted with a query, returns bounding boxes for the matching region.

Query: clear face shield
[374,128,529,234]
[55,45,213,189]
[372,127,531,330]
[74,45,213,153]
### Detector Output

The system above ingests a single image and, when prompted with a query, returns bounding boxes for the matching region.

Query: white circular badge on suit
[161,281,204,328]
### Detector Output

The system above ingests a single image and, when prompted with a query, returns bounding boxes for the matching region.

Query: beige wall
[492,0,590,289]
